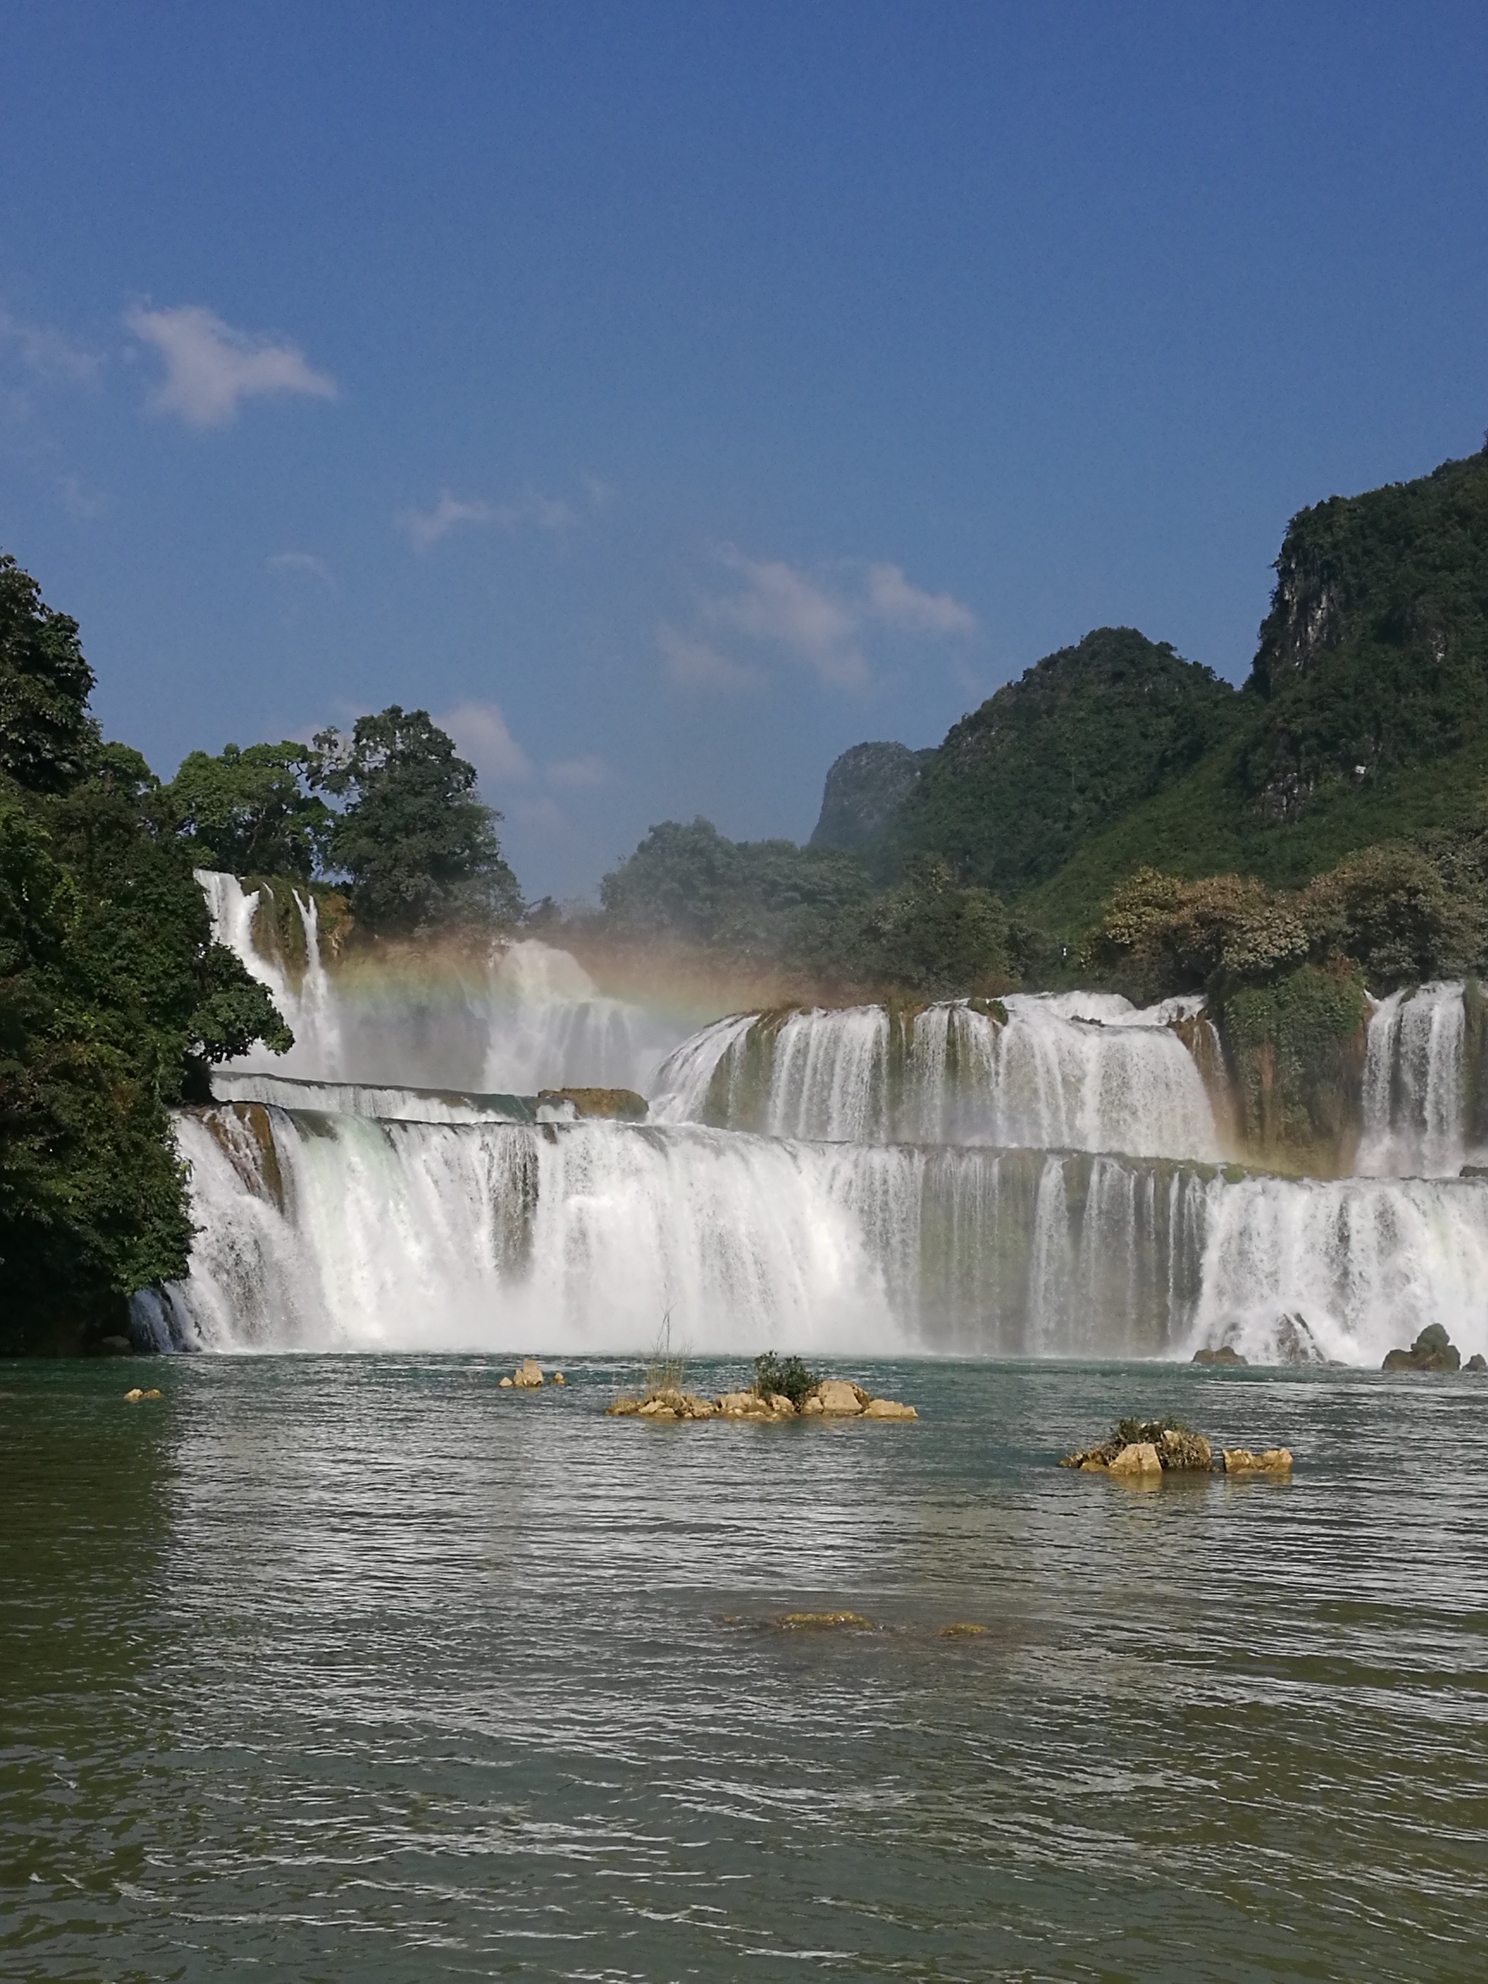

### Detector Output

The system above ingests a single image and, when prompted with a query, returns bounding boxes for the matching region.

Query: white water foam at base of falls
[143,1105,1488,1367]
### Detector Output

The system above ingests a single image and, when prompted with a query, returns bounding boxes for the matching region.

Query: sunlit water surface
[2,1358,1485,1981]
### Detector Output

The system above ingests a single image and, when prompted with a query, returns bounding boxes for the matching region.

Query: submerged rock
[774,1610,874,1631]
[862,1397,918,1420]
[1382,1323,1461,1372]
[1221,1447,1293,1474]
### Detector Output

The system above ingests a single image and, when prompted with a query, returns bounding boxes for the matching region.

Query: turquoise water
[2,1357,1485,1980]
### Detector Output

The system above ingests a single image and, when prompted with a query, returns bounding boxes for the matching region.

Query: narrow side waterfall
[198,870,687,1093]
[1357,981,1479,1176]
[139,1102,1488,1367]
[652,993,1221,1160]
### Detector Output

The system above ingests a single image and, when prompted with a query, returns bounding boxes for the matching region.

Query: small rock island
[1060,1416,1292,1476]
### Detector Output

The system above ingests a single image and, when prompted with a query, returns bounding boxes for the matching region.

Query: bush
[753,1351,820,1408]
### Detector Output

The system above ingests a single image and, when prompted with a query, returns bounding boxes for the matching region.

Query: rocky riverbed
[606,1377,917,1422]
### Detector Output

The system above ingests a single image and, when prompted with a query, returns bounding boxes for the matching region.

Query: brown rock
[767,1393,797,1416]
[814,1379,863,1416]
[862,1397,917,1420]
[1108,1441,1163,1476]
[1222,1446,1293,1473]
[605,1396,640,1415]
[775,1611,874,1631]
[1192,1345,1247,1366]
[535,1086,648,1121]
[551,1372,567,1385]
[498,1375,514,1388]
[940,1622,988,1638]
[512,1358,544,1388]
[1158,1427,1212,1470]
[799,1394,825,1416]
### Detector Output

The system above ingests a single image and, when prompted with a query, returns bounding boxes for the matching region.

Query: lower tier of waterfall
[134,1103,1488,1367]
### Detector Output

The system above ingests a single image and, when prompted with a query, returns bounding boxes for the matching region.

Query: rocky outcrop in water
[536,1087,648,1121]
[1382,1323,1461,1372]
[1060,1417,1289,1475]
[606,1378,916,1422]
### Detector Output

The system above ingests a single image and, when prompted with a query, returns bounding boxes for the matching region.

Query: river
[3,1356,1484,1980]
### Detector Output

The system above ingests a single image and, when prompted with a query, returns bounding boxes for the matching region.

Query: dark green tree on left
[0,553,291,1353]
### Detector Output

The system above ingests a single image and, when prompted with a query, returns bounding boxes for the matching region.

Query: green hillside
[1027,443,1488,940]
[891,625,1243,895]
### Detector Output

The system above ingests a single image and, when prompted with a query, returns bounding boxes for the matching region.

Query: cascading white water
[198,870,686,1094]
[145,1101,1488,1367]
[1357,982,1476,1176]
[166,869,1488,1367]
[651,993,1221,1159]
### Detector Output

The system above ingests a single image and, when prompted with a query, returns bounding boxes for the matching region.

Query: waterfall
[173,870,1488,1368]
[145,1102,1488,1367]
[1357,982,1474,1176]
[197,870,687,1093]
[651,993,1220,1159]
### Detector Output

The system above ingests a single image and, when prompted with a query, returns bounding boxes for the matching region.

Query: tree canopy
[311,706,522,932]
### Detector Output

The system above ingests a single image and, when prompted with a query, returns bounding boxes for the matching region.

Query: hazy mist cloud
[547,754,607,789]
[0,308,102,385]
[266,550,336,589]
[402,486,588,550]
[866,561,977,635]
[657,622,764,694]
[685,550,976,694]
[439,699,534,783]
[125,304,337,427]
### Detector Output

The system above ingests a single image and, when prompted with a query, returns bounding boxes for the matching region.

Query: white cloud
[713,550,867,689]
[866,561,977,635]
[657,622,764,695]
[547,754,607,790]
[125,304,337,427]
[266,550,336,590]
[695,551,976,694]
[439,700,534,783]
[403,486,583,550]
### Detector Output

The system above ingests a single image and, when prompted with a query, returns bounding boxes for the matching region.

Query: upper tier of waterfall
[650,993,1223,1160]
[198,870,686,1094]
[137,1101,1488,1368]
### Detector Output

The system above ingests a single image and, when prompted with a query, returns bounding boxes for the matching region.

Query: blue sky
[2,2,1486,901]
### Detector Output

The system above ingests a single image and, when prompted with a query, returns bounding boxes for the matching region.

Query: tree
[0,552,100,793]
[167,740,332,879]
[1,556,292,1352]
[311,706,522,932]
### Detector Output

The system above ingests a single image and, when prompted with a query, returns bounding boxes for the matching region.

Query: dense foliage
[889,627,1244,895]
[311,706,522,933]
[168,740,331,879]
[596,818,1013,996]
[1,559,289,1352]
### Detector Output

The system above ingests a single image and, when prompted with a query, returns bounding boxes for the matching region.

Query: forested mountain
[887,626,1242,895]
